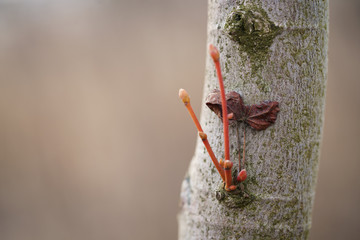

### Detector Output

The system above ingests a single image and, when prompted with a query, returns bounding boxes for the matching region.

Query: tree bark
[178,0,328,239]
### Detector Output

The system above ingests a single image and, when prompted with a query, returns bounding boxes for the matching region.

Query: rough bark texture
[178,0,328,239]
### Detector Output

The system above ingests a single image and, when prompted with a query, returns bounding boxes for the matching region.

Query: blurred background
[0,0,359,239]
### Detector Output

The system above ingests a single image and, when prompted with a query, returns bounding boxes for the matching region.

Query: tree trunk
[178,0,328,239]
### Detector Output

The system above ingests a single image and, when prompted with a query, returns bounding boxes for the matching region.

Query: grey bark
[178,0,328,239]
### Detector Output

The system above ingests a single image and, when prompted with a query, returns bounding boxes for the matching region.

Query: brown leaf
[205,90,280,130]
[245,101,280,130]
[205,90,246,125]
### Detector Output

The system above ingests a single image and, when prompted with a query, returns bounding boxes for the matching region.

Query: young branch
[209,44,235,191]
[179,89,225,181]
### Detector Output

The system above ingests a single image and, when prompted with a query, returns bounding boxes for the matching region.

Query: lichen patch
[224,5,283,75]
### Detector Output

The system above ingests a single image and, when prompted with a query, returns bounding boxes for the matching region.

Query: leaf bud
[224,160,233,170]
[237,169,247,182]
[198,132,207,140]
[179,88,190,104]
[209,44,220,62]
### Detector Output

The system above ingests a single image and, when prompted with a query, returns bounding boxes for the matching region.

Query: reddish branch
[209,44,236,191]
[179,89,225,182]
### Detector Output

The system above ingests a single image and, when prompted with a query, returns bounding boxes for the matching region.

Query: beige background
[0,1,359,239]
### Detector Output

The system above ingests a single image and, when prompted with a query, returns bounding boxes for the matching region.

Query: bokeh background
[0,0,359,239]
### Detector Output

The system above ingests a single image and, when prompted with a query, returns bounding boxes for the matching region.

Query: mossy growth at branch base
[215,169,256,208]
[224,5,283,75]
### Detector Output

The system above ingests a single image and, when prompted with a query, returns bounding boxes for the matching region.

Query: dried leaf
[245,101,280,130]
[205,90,280,130]
[205,90,247,125]
[205,90,223,119]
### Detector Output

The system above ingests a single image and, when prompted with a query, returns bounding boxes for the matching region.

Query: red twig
[209,44,235,191]
[243,125,246,170]
[179,89,225,182]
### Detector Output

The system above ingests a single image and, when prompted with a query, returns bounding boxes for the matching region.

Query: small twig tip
[209,44,220,62]
[179,88,190,104]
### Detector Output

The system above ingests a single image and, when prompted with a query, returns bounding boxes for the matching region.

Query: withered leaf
[205,89,246,125]
[244,101,280,130]
[205,89,280,130]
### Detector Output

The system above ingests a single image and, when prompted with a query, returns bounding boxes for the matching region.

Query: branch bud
[237,169,247,182]
[224,160,233,170]
[179,88,190,104]
[198,132,207,140]
[209,44,220,62]
[219,159,224,168]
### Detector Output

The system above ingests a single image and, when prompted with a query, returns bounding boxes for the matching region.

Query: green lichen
[215,169,256,208]
[216,186,256,209]
[224,5,283,76]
